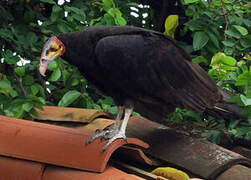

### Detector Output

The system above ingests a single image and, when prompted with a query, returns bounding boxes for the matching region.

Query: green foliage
[179,0,251,143]
[90,0,127,26]
[58,90,81,107]
[193,31,209,51]
[184,0,251,58]
[0,0,132,119]
[202,130,224,144]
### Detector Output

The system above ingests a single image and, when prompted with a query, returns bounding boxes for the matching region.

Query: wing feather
[94,33,221,112]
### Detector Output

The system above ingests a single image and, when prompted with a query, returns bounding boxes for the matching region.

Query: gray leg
[101,107,133,151]
[86,106,124,145]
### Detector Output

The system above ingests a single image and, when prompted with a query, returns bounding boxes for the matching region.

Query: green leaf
[62,70,70,82]
[233,25,248,36]
[23,75,34,85]
[98,96,114,105]
[38,97,46,104]
[31,84,41,96]
[240,94,251,106]
[220,65,238,71]
[116,16,127,26]
[164,15,179,39]
[65,6,86,21]
[184,0,199,4]
[207,31,220,49]
[222,39,236,47]
[236,44,245,51]
[211,52,225,66]
[101,103,110,110]
[58,90,82,107]
[221,56,237,66]
[71,79,79,86]
[9,89,18,97]
[192,56,208,64]
[49,68,61,82]
[2,50,19,65]
[108,8,122,17]
[103,0,113,7]
[240,39,251,48]
[104,13,115,25]
[14,67,25,77]
[71,14,83,21]
[202,130,222,144]
[0,79,12,90]
[29,109,39,117]
[185,19,204,31]
[108,106,117,115]
[57,22,71,33]
[13,105,24,118]
[235,127,251,137]
[51,5,62,22]
[193,31,209,51]
[235,71,251,86]
[243,19,251,28]
[224,48,233,55]
[26,32,38,44]
[40,0,56,4]
[225,29,241,39]
[0,28,13,40]
[23,103,34,112]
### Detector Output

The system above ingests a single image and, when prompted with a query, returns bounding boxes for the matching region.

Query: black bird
[39,26,246,151]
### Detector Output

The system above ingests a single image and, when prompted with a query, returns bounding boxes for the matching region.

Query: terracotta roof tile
[216,165,251,180]
[125,116,251,179]
[43,165,145,180]
[0,155,146,180]
[0,115,148,173]
[0,106,250,180]
[0,155,44,180]
[35,106,111,123]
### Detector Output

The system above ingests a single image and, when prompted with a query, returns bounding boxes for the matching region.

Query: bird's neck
[58,31,95,67]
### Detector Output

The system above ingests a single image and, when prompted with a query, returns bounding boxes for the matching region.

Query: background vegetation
[0,0,250,144]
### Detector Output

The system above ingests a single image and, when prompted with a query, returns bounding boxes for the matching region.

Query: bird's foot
[86,129,113,145]
[86,129,127,152]
[101,130,127,152]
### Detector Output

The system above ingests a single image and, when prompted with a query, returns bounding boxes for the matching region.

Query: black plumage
[58,26,241,116]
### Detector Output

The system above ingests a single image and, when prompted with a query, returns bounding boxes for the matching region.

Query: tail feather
[205,103,248,121]
[205,87,248,121]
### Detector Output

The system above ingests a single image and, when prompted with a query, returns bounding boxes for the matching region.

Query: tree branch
[220,0,229,40]
[13,70,27,97]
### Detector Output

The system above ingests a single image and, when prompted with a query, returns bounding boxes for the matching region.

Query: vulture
[39,26,247,151]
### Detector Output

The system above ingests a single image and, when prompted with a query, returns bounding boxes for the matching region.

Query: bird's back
[59,26,223,116]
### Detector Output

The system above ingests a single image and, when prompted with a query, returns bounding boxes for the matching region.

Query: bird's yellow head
[39,36,65,76]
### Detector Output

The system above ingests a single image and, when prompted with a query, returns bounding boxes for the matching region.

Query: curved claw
[86,130,107,145]
[86,129,120,145]
[101,132,127,152]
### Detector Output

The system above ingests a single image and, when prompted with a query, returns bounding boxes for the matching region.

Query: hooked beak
[39,58,51,77]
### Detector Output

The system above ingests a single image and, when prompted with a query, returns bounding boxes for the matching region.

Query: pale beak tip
[39,65,47,77]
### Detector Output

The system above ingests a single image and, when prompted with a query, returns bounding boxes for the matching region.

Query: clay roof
[0,106,250,180]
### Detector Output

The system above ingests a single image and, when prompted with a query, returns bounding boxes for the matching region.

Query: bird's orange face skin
[39,36,65,76]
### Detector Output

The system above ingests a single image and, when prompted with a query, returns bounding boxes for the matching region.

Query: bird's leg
[86,106,124,145]
[101,107,133,151]
[108,106,124,133]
